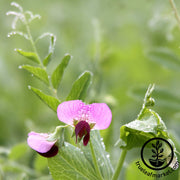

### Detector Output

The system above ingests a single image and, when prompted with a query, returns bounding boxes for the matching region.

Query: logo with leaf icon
[149,140,166,167]
[141,138,174,170]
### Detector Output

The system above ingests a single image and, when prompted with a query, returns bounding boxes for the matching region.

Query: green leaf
[118,108,168,150]
[21,65,49,85]
[81,131,114,180]
[48,131,113,180]
[8,143,28,160]
[0,147,10,155]
[32,176,52,180]
[34,155,48,173]
[15,49,40,64]
[43,52,52,66]
[2,159,37,176]
[51,54,71,89]
[119,85,169,150]
[29,86,60,112]
[146,47,180,71]
[126,160,156,180]
[158,167,179,180]
[48,143,98,180]
[66,71,92,101]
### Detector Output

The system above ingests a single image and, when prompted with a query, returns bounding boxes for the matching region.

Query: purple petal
[38,144,58,157]
[89,103,112,129]
[57,100,84,125]
[27,131,56,153]
[83,133,90,146]
[57,100,112,130]
[75,121,90,146]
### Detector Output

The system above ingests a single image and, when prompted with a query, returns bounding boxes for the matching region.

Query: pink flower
[57,100,112,146]
[27,132,58,157]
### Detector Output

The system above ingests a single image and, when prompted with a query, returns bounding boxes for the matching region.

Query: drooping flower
[57,100,112,146]
[27,131,58,157]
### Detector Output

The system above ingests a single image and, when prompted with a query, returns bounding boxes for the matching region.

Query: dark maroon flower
[75,121,90,146]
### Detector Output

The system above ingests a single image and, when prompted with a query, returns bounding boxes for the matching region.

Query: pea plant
[2,2,180,180]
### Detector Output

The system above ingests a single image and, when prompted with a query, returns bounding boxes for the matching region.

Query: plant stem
[23,13,58,98]
[111,149,127,180]
[137,84,155,120]
[90,140,103,180]
[137,107,146,120]
[169,0,180,29]
[24,17,43,67]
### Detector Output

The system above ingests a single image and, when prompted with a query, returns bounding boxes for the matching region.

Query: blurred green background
[1,0,180,179]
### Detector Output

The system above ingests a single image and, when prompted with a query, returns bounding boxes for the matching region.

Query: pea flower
[27,132,58,157]
[57,100,112,146]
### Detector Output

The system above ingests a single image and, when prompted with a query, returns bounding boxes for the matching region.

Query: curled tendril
[6,2,41,30]
[11,2,23,12]
[25,11,41,23]
[7,31,29,40]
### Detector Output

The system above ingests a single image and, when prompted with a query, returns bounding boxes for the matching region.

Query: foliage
[48,131,113,180]
[118,85,169,150]
[0,0,180,179]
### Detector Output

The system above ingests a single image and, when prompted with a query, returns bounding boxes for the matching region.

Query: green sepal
[73,119,79,126]
[90,123,96,129]
[47,126,66,148]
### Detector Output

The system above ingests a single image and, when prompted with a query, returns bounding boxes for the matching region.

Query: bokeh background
[1,0,180,179]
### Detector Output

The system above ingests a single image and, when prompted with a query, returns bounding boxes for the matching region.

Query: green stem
[137,84,155,120]
[111,149,127,180]
[169,0,180,30]
[137,107,146,120]
[24,17,43,67]
[23,13,58,98]
[90,140,103,180]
